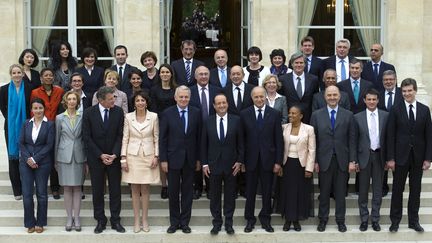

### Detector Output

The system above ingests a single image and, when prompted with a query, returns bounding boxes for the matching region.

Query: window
[26,0,114,68]
[298,0,383,58]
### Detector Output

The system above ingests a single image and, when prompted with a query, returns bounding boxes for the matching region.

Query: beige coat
[282,123,316,172]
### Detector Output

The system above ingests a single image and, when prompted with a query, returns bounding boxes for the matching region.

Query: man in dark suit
[82,86,125,234]
[354,89,388,232]
[387,78,432,233]
[171,40,205,86]
[361,44,396,93]
[159,85,202,234]
[279,52,319,124]
[301,36,323,88]
[209,49,231,88]
[189,65,222,199]
[378,70,403,196]
[109,45,138,92]
[312,69,351,111]
[201,93,243,235]
[310,85,356,233]
[322,38,355,83]
[241,86,283,233]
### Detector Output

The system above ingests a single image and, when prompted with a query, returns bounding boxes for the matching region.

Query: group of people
[0,36,430,236]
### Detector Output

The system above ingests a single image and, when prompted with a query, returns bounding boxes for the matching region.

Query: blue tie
[180,110,186,133]
[373,63,379,81]
[340,60,346,80]
[353,80,359,104]
[330,110,336,131]
[219,117,224,141]
[257,109,263,128]
[220,69,227,87]
[185,60,191,83]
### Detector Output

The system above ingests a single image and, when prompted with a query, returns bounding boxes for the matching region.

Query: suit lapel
[34,121,47,145]
[361,111,370,142]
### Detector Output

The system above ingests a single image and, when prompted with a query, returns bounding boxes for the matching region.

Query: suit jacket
[209,67,231,88]
[223,82,254,115]
[279,72,319,123]
[378,87,403,112]
[76,65,105,98]
[266,95,288,124]
[171,58,205,86]
[201,114,244,175]
[312,90,351,112]
[354,109,388,169]
[121,111,159,157]
[321,55,355,81]
[282,123,316,172]
[159,105,201,169]
[55,112,86,164]
[110,63,138,92]
[189,84,222,118]
[23,69,41,90]
[337,78,374,114]
[310,106,356,172]
[386,101,432,165]
[82,105,124,168]
[240,106,283,172]
[361,61,396,93]
[19,119,55,165]
[306,55,323,89]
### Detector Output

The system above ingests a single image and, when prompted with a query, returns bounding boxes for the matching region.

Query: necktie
[296,76,303,99]
[219,117,224,141]
[103,108,109,129]
[387,91,393,111]
[409,104,415,131]
[119,66,123,81]
[257,109,263,128]
[330,109,336,131]
[185,60,191,83]
[373,63,379,81]
[180,110,186,133]
[201,87,208,121]
[220,69,227,87]
[353,80,359,104]
[236,87,242,110]
[340,60,346,80]
[304,57,310,73]
[370,112,378,150]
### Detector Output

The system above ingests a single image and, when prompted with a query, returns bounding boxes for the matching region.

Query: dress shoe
[65,225,72,232]
[111,222,126,233]
[283,221,291,231]
[52,191,60,200]
[81,194,85,200]
[337,223,347,233]
[35,226,44,233]
[317,221,327,232]
[193,190,201,200]
[181,225,191,233]
[210,226,221,235]
[142,226,150,232]
[94,222,106,234]
[27,227,35,233]
[371,222,381,232]
[408,222,424,232]
[389,223,399,233]
[359,222,368,232]
[261,224,274,233]
[225,225,235,235]
[167,225,178,233]
[293,221,301,231]
[75,225,82,232]
[133,224,141,233]
[244,222,254,233]
[161,187,168,199]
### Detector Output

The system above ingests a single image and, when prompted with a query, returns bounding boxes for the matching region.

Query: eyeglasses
[370,49,380,52]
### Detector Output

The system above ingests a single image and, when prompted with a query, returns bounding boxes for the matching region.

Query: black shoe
[181,225,191,233]
[225,225,235,235]
[167,225,178,233]
[111,222,126,233]
[371,222,381,232]
[81,194,85,200]
[337,223,347,233]
[389,223,399,232]
[317,221,327,232]
[244,222,254,233]
[408,222,424,232]
[283,221,291,231]
[293,221,301,231]
[382,189,389,197]
[261,224,274,233]
[161,187,168,199]
[94,222,106,234]
[53,191,60,200]
[210,226,221,235]
[359,222,368,231]
[193,190,201,200]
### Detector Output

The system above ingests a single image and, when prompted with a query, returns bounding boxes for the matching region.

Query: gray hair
[289,52,305,65]
[174,85,191,97]
[336,38,351,49]
[96,86,115,101]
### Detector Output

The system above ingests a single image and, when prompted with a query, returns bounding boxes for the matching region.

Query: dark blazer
[386,101,432,165]
[279,72,319,123]
[76,65,105,98]
[322,55,355,82]
[378,87,403,112]
[240,106,283,172]
[159,105,201,169]
[189,84,222,118]
[354,109,388,169]
[171,58,205,86]
[19,119,55,165]
[209,67,231,88]
[337,78,374,114]
[310,106,356,172]
[82,105,124,167]
[361,61,396,93]
[306,55,323,89]
[223,82,254,115]
[110,63,138,91]
[23,69,41,90]
[312,90,351,112]
[0,82,32,126]
[201,114,244,175]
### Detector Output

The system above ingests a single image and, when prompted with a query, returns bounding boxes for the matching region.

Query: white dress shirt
[404,100,417,120]
[216,113,228,139]
[266,93,283,108]
[31,116,48,143]
[366,109,380,150]
[254,105,266,119]
[232,81,245,106]
[99,104,109,121]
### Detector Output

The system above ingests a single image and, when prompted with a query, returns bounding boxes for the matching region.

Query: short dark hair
[114,45,128,54]
[213,93,227,104]
[96,86,114,101]
[364,88,380,99]
[70,72,84,83]
[158,63,177,89]
[181,40,196,50]
[132,90,151,110]
[301,36,315,46]
[18,49,39,68]
[81,47,98,61]
[247,46,263,62]
[30,97,45,108]
[128,68,143,80]
[40,67,54,76]
[269,49,286,64]
[349,57,363,68]
[400,78,417,91]
[140,51,158,66]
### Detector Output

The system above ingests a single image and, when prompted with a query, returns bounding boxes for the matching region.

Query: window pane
[310,0,335,26]
[77,0,112,26]
[32,0,67,26]
[345,0,381,27]
[307,29,335,56]
[77,29,112,68]
[343,29,369,57]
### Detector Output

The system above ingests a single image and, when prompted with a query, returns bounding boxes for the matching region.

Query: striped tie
[185,60,191,83]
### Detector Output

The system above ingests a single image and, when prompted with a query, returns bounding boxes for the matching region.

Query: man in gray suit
[354,89,388,232]
[312,69,350,111]
[310,85,356,233]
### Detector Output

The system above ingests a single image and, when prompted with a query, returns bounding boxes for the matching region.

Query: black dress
[149,85,176,114]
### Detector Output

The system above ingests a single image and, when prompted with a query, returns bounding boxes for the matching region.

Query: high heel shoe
[133,224,141,233]
[293,221,301,231]
[66,218,73,232]
[142,225,150,232]
[283,221,291,231]
[73,218,82,232]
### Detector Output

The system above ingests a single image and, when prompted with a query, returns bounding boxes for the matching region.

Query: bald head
[230,65,245,86]
[214,49,228,68]
[324,85,341,109]
[195,65,210,87]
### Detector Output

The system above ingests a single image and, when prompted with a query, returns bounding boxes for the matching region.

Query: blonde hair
[9,64,24,75]
[104,70,120,83]
[262,74,282,90]
[61,90,81,109]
